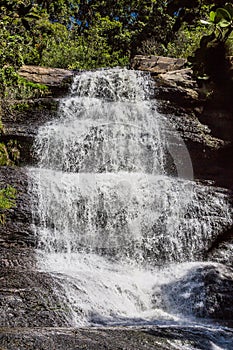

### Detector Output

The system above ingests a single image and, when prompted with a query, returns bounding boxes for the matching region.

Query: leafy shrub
[0,66,48,99]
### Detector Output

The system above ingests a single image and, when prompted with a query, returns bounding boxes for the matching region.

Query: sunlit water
[29,68,233,348]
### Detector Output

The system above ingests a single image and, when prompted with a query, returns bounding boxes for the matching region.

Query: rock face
[157,68,197,89]
[131,55,187,74]
[207,226,233,267]
[1,99,58,165]
[0,268,72,327]
[155,68,200,105]
[18,65,74,96]
[155,263,233,320]
[1,67,73,165]
[0,167,73,328]
[0,167,33,246]
[0,68,76,331]
[2,61,231,189]
[134,55,233,190]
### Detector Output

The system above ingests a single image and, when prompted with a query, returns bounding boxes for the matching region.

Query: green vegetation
[0,112,20,167]
[0,103,19,224]
[0,67,48,99]
[0,1,232,85]
[0,185,17,224]
[0,132,18,224]
[190,3,233,83]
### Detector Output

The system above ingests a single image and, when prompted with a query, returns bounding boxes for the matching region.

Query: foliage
[0,185,17,224]
[138,24,211,59]
[37,15,129,70]
[157,0,233,85]
[201,3,233,42]
[0,1,135,78]
[0,143,11,166]
[0,125,18,225]
[166,25,211,58]
[0,112,20,166]
[189,3,233,83]
[0,66,48,99]
[0,0,184,74]
[0,0,232,88]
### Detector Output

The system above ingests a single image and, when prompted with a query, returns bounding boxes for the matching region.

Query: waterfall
[29,68,233,326]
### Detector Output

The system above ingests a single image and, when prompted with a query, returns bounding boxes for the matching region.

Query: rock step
[18,65,74,97]
[0,326,233,350]
[0,268,72,328]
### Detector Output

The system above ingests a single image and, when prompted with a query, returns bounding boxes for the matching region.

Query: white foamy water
[37,252,213,326]
[29,68,233,328]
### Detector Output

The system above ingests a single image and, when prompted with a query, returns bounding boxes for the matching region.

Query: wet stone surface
[155,263,233,320]
[0,167,33,246]
[0,325,233,350]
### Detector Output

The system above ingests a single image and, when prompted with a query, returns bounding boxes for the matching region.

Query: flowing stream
[29,69,233,347]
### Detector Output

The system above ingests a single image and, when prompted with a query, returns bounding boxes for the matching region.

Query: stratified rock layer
[131,55,187,74]
[18,65,74,96]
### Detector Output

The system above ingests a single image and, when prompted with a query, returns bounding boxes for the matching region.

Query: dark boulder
[154,263,233,320]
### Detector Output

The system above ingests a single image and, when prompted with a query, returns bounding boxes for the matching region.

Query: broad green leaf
[209,11,216,22]
[218,19,231,28]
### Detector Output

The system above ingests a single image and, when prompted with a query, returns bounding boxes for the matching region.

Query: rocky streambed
[1,325,233,350]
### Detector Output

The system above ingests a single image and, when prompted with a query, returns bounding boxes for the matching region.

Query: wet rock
[154,68,200,107]
[0,325,232,350]
[161,111,232,189]
[157,101,231,188]
[0,246,36,270]
[199,95,233,143]
[156,263,233,320]
[1,99,59,165]
[153,85,232,189]
[0,327,180,350]
[207,226,233,268]
[0,166,74,328]
[0,267,72,327]
[0,65,232,348]
[130,56,199,108]
[210,241,233,268]
[1,99,58,136]
[0,167,33,246]
[131,55,233,189]
[3,61,232,188]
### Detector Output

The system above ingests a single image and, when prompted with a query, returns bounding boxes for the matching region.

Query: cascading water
[29,68,233,329]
